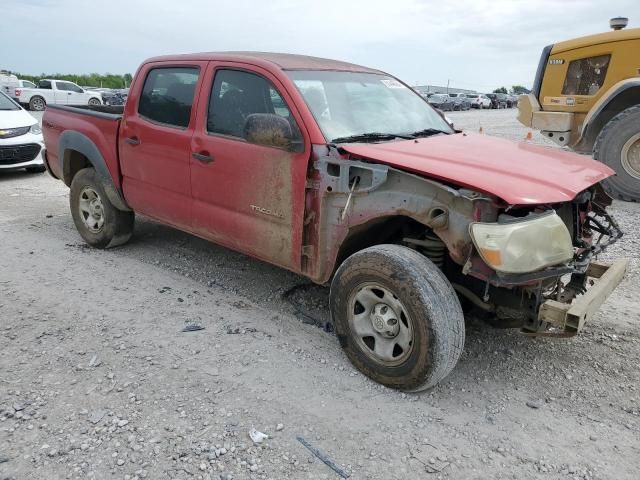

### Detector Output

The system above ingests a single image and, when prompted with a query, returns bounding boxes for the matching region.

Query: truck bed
[42,104,124,188]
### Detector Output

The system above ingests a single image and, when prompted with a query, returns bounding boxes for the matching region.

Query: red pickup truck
[42,52,628,391]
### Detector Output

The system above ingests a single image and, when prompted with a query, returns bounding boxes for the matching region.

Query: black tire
[330,244,465,391]
[88,97,101,106]
[29,96,46,111]
[594,105,640,202]
[26,165,46,173]
[69,168,134,248]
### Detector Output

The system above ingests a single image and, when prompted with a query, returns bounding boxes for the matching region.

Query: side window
[207,69,303,152]
[138,67,199,128]
[56,82,71,92]
[39,80,52,89]
[562,55,611,96]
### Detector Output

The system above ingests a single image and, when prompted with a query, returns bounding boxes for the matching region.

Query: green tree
[493,87,508,94]
[511,85,530,95]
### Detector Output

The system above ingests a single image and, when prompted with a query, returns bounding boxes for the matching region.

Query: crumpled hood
[340,132,614,205]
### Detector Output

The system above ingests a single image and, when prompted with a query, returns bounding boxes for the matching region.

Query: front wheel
[88,97,101,107]
[594,105,640,202]
[70,168,134,248]
[330,245,465,391]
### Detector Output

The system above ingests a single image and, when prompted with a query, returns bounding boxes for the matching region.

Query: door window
[57,82,83,93]
[138,67,200,128]
[207,69,303,152]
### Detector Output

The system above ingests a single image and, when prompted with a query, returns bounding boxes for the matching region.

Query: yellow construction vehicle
[518,17,640,201]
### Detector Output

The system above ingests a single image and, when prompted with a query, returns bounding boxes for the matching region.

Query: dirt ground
[1,109,639,480]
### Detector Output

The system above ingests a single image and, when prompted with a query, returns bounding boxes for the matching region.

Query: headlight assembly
[469,211,574,274]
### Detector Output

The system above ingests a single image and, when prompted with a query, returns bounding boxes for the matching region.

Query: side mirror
[243,113,294,150]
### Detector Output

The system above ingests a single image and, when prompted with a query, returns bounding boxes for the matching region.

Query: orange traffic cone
[525,131,533,141]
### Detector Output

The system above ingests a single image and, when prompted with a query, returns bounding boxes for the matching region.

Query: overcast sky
[2,0,635,91]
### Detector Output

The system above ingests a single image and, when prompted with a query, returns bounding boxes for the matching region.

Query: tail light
[15,89,21,97]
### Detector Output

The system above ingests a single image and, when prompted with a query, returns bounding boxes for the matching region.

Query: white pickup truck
[15,79,103,111]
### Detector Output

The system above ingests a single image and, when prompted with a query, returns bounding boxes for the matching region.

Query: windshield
[0,91,20,110]
[286,70,452,143]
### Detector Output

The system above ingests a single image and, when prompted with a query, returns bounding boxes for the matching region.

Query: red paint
[341,133,614,205]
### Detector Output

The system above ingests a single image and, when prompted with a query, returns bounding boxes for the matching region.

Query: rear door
[119,61,206,229]
[189,63,310,270]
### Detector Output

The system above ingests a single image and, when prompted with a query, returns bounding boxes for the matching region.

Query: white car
[15,79,103,111]
[0,91,46,173]
[465,93,492,109]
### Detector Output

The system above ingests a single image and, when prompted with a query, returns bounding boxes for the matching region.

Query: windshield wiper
[330,132,414,144]
[407,128,451,138]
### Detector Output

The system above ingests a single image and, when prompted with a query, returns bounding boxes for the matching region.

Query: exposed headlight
[469,211,573,274]
[30,124,42,135]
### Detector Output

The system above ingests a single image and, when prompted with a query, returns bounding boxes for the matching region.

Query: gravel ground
[1,109,639,480]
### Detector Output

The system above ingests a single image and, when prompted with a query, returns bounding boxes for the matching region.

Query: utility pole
[446,79,450,94]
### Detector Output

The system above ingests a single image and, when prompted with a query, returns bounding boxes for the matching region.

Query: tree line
[493,85,530,95]
[7,72,133,89]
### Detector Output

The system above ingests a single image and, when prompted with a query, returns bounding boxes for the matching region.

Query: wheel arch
[59,130,130,211]
[576,80,640,153]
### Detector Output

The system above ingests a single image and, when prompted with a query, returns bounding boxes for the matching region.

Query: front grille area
[0,143,41,165]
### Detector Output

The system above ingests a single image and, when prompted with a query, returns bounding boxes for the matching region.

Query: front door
[119,62,206,229]
[190,63,310,270]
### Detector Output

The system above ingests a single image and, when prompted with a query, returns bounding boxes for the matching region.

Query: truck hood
[340,133,614,205]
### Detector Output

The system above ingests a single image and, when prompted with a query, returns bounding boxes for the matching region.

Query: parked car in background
[507,95,518,108]
[495,93,510,108]
[15,79,103,111]
[0,91,45,173]
[465,93,491,109]
[448,93,471,110]
[18,79,37,89]
[486,93,507,109]
[427,93,454,111]
[0,72,20,101]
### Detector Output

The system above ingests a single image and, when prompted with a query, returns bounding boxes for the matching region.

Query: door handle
[125,136,140,146]
[192,151,214,163]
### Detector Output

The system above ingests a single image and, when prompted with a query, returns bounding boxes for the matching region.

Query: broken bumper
[538,258,629,335]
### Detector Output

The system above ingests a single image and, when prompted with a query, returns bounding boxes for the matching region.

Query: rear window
[562,55,611,96]
[138,67,200,128]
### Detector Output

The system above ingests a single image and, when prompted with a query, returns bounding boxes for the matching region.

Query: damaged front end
[459,185,627,336]
[304,144,628,338]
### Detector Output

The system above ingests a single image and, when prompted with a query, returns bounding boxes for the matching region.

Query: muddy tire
[330,244,465,391]
[594,104,640,202]
[29,96,46,111]
[69,168,134,249]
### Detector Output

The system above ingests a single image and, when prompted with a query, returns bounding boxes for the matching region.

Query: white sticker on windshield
[380,79,406,89]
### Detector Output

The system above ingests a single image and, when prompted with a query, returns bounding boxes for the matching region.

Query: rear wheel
[594,105,640,202]
[70,168,134,248]
[330,245,465,391]
[29,96,46,111]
